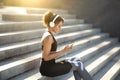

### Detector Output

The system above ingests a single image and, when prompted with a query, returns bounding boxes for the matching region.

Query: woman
[39,11,92,80]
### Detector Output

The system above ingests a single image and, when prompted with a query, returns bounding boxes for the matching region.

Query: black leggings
[40,59,92,80]
[73,67,92,80]
[40,60,72,77]
[71,60,92,80]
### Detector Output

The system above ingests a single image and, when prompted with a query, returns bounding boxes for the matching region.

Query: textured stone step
[0,19,84,32]
[9,68,42,80]
[1,6,68,14]
[58,38,117,63]
[56,29,100,44]
[66,44,120,80]
[93,53,120,80]
[0,6,27,14]
[0,35,111,80]
[2,14,76,21]
[26,8,68,14]
[85,44,120,77]
[0,50,41,80]
[9,40,119,80]
[57,33,109,53]
[0,29,101,61]
[0,24,92,45]
[59,24,92,34]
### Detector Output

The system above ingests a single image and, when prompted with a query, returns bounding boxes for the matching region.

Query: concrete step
[58,38,118,63]
[2,14,76,21]
[59,24,92,34]
[0,6,27,14]
[63,19,84,26]
[93,52,120,80]
[85,44,120,77]
[3,6,68,14]
[26,8,68,14]
[56,29,100,44]
[0,50,41,80]
[0,28,100,46]
[0,14,2,21]
[57,33,109,52]
[0,19,84,33]
[0,24,92,45]
[0,35,111,80]
[0,29,101,61]
[66,44,120,80]
[1,6,68,15]
[9,68,43,80]
[8,39,119,80]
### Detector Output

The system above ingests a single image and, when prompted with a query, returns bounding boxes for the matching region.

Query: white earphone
[49,15,60,27]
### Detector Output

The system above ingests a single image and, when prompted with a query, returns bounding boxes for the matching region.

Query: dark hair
[43,11,64,28]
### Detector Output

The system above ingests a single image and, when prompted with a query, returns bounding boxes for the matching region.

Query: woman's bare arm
[42,35,72,61]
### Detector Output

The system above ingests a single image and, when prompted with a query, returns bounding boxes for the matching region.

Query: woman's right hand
[63,44,73,53]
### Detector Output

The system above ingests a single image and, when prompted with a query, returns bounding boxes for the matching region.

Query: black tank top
[42,31,57,51]
[41,31,57,63]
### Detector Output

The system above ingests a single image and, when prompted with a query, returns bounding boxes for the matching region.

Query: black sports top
[42,31,57,52]
[41,31,57,63]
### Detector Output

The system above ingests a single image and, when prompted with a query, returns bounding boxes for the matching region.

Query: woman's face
[53,21,63,33]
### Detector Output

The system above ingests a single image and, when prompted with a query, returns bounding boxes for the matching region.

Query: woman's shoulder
[43,31,51,36]
[41,32,52,42]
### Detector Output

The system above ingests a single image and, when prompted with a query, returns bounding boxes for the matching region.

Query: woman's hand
[63,44,73,53]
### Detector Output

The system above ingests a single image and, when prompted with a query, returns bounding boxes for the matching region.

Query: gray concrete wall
[61,0,120,41]
[2,0,120,41]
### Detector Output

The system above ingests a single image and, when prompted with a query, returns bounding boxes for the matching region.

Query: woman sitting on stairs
[39,11,92,80]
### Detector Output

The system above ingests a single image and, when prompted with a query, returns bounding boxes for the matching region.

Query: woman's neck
[48,28,54,34]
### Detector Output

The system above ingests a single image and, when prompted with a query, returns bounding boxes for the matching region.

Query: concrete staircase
[0,6,120,80]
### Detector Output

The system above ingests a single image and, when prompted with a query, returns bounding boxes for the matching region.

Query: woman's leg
[46,61,72,77]
[71,63,82,80]
[77,63,92,80]
[65,57,92,80]
[69,59,92,80]
[73,70,82,80]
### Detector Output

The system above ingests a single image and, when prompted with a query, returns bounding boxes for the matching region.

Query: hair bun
[43,11,54,26]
